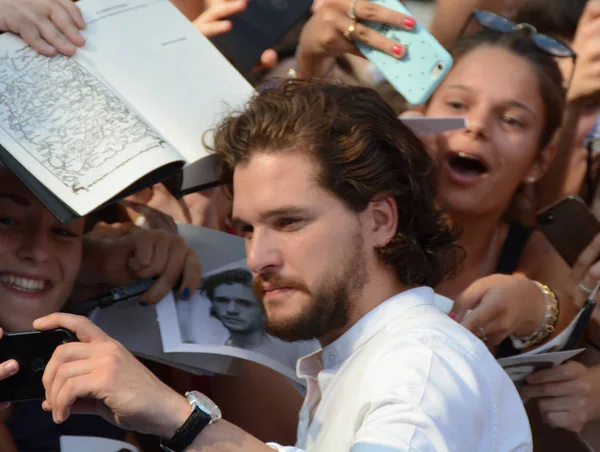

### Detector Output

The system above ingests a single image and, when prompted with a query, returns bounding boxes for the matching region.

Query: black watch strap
[161,407,212,452]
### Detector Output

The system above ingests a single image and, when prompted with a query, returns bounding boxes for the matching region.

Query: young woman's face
[426,46,548,218]
[0,170,84,331]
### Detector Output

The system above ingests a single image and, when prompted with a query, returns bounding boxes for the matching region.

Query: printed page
[0,33,184,216]
[74,0,255,164]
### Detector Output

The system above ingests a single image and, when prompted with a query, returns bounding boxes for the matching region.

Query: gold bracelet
[510,280,559,350]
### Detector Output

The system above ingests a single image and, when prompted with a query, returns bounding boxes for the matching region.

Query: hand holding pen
[70,277,185,315]
[76,227,201,309]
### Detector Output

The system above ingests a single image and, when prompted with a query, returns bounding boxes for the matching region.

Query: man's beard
[253,232,369,342]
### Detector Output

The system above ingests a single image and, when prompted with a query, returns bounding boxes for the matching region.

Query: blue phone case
[356,0,453,106]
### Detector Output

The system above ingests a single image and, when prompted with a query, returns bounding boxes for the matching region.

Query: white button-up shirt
[267,287,532,452]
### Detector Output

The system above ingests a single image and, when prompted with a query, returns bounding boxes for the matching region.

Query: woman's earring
[527,176,536,184]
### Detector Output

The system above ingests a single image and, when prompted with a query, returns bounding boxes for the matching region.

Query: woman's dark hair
[516,0,588,42]
[449,30,566,149]
[208,79,463,287]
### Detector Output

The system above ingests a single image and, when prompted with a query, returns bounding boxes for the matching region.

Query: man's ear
[523,142,556,184]
[363,194,399,248]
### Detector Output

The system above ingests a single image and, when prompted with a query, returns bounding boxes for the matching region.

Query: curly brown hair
[208,80,464,287]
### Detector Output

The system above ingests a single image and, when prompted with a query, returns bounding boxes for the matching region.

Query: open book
[0,0,254,223]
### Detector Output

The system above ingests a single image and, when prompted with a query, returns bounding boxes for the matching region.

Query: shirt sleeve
[266,443,305,452]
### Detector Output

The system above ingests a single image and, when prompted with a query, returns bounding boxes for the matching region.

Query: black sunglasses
[459,10,577,88]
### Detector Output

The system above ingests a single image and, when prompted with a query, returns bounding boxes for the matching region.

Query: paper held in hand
[498,304,592,386]
[0,0,254,223]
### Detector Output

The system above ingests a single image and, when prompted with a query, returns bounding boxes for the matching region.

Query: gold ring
[343,21,357,41]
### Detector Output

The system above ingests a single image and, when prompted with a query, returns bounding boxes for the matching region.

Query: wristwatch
[160,391,222,452]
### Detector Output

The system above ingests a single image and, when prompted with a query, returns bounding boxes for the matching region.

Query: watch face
[186,391,222,420]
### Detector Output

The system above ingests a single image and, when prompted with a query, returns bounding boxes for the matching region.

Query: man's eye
[277,218,300,229]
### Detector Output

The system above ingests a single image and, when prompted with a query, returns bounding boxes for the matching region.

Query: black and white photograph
[157,259,318,383]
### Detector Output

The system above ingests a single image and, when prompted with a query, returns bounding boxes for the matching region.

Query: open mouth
[0,274,51,293]
[447,152,489,176]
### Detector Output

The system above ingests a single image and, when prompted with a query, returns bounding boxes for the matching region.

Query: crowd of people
[1,0,600,450]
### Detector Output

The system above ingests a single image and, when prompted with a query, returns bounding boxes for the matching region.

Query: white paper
[400,116,468,136]
[60,436,139,452]
[74,0,254,164]
[0,34,184,216]
[498,349,584,387]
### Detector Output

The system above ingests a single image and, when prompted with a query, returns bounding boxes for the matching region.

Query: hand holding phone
[356,0,453,105]
[297,1,415,73]
[0,328,76,402]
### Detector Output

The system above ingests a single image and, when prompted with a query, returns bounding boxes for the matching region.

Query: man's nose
[246,228,283,275]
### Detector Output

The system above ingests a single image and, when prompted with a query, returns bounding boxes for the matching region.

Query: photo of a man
[201,268,266,349]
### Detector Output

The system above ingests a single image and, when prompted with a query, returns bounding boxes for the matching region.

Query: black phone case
[0,329,75,402]
[536,195,600,267]
[209,0,312,75]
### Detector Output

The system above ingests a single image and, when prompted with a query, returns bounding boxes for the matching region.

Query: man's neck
[319,266,409,348]
[227,330,267,349]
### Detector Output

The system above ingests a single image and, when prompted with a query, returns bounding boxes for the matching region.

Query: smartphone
[209,0,312,76]
[356,0,453,106]
[0,329,76,402]
[537,195,600,266]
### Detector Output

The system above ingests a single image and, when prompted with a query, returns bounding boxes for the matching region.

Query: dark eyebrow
[231,206,310,228]
[443,84,537,116]
[0,193,30,206]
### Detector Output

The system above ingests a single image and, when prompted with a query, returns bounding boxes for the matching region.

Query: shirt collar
[298,286,442,378]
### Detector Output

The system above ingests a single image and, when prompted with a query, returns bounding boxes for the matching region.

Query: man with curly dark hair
[39,80,531,452]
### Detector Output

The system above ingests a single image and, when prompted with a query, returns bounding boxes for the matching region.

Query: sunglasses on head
[459,10,577,87]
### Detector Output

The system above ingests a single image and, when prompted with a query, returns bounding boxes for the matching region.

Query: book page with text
[0,33,185,216]
[74,0,255,164]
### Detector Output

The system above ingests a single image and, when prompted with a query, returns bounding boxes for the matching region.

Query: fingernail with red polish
[404,17,416,29]
[392,45,404,57]
[449,312,457,320]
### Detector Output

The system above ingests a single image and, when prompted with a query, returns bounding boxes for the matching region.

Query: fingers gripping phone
[537,195,600,267]
[209,0,312,76]
[356,0,453,106]
[0,329,76,402]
